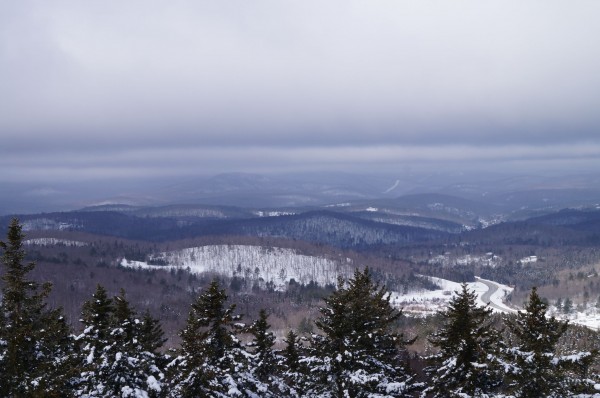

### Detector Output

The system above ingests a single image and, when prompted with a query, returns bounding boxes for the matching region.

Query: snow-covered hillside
[24,238,88,247]
[121,245,353,291]
[22,218,82,231]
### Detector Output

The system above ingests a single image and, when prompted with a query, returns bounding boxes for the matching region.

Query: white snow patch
[254,211,295,217]
[24,238,88,247]
[147,375,161,392]
[519,256,538,264]
[549,306,600,331]
[428,253,501,268]
[325,203,351,208]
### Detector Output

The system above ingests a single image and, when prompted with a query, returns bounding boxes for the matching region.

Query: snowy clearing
[390,275,516,316]
[549,306,600,331]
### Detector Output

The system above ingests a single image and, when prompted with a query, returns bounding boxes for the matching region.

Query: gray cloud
[2,0,600,181]
[1,143,599,183]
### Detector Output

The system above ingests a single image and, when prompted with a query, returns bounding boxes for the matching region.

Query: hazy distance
[2,1,600,213]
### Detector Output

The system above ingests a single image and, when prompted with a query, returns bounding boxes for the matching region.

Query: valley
[4,186,600,341]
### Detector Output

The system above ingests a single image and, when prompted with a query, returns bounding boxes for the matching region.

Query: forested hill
[0,210,450,247]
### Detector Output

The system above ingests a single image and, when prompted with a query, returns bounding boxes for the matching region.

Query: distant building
[519,256,538,265]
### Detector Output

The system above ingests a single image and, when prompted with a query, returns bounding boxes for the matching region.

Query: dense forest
[1,219,600,397]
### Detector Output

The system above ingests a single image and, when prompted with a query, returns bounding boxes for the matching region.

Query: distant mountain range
[2,171,600,216]
[3,191,600,251]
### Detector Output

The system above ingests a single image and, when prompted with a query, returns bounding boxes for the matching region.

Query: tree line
[1,218,599,397]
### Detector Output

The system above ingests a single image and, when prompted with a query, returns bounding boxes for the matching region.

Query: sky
[2,0,600,184]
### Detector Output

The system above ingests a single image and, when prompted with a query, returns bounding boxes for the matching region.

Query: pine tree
[77,284,113,360]
[101,289,141,396]
[424,283,502,398]
[75,284,115,396]
[279,330,305,397]
[0,218,75,397]
[505,287,596,397]
[33,307,79,397]
[168,280,250,397]
[283,330,301,373]
[555,297,562,312]
[75,287,165,397]
[247,309,276,382]
[139,309,167,353]
[563,297,573,314]
[137,309,168,397]
[306,268,417,397]
[245,309,297,397]
[109,289,165,397]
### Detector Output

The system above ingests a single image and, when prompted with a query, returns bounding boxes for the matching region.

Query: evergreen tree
[0,218,75,397]
[33,308,79,397]
[283,330,301,373]
[279,330,306,397]
[505,287,596,397]
[563,297,573,314]
[555,297,562,311]
[306,268,417,397]
[168,280,251,397]
[75,287,165,397]
[139,309,167,353]
[245,309,296,397]
[75,284,114,396]
[109,290,165,398]
[247,309,276,382]
[424,283,502,398]
[77,284,113,360]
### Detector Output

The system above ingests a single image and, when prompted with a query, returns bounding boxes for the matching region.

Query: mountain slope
[121,245,352,290]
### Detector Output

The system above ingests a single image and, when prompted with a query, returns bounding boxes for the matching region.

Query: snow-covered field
[390,276,516,316]
[121,245,353,291]
[549,307,600,331]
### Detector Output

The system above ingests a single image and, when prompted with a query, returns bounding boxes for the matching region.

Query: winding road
[477,277,518,313]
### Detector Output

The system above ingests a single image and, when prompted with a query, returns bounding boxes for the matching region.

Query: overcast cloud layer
[2,0,600,182]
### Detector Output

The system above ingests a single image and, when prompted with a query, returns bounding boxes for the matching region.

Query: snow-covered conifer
[305,268,418,397]
[75,287,165,397]
[505,287,597,397]
[168,279,254,397]
[0,218,75,397]
[139,309,167,354]
[247,309,276,382]
[283,329,301,374]
[424,283,502,397]
[278,329,307,397]
[245,309,298,397]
